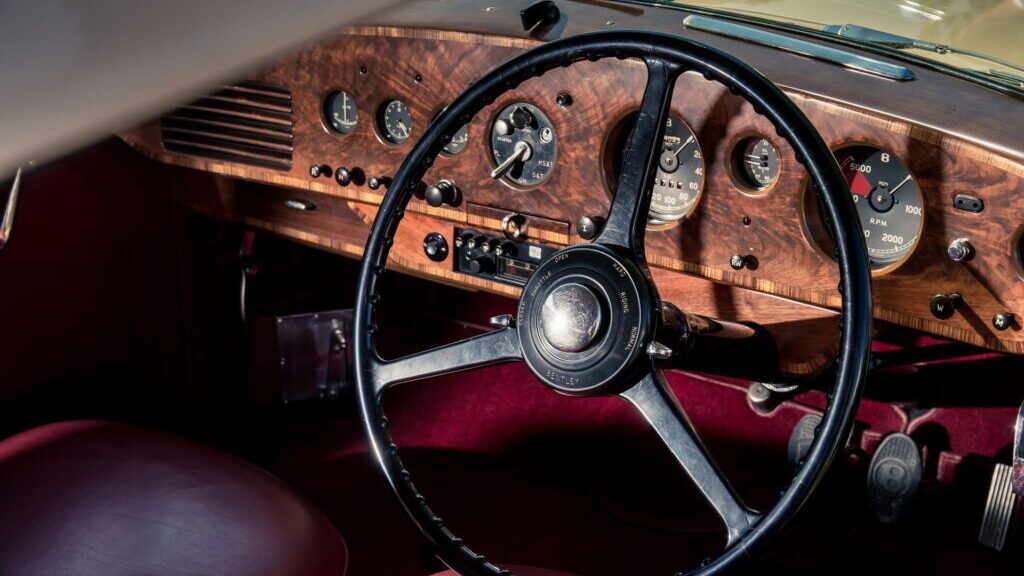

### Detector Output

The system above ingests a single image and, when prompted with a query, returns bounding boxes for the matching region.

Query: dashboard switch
[309,164,330,178]
[577,216,603,241]
[929,293,962,320]
[993,312,1016,331]
[335,166,351,186]
[946,238,974,262]
[367,176,390,190]
[424,179,459,207]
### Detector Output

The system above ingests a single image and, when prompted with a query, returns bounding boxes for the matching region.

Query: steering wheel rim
[354,30,871,575]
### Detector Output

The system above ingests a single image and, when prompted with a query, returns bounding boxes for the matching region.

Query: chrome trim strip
[683,15,915,81]
[0,167,22,251]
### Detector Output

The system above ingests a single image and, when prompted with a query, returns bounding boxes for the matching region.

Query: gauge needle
[888,174,913,196]
[673,135,694,158]
[398,120,409,137]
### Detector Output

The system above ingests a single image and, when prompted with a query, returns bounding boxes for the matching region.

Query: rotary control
[424,179,459,207]
[510,106,536,130]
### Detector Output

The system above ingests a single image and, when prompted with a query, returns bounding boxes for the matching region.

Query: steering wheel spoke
[621,368,761,546]
[373,328,521,396]
[595,57,680,255]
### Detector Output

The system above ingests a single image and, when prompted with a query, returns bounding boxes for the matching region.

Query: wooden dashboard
[119,21,1024,376]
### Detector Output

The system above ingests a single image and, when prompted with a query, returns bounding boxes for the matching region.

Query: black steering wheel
[354,30,871,575]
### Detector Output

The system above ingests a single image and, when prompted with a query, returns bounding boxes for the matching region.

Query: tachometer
[805,145,924,273]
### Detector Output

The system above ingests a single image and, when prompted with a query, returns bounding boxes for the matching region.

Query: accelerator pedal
[867,433,922,524]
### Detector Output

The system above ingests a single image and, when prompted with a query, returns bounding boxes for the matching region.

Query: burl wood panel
[120,26,1024,354]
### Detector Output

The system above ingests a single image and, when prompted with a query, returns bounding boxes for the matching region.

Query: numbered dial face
[837,145,924,270]
[489,102,557,188]
[323,90,358,135]
[734,137,780,190]
[649,114,704,223]
[377,99,414,144]
[442,123,469,156]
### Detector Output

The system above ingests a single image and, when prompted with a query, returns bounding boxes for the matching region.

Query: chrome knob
[947,238,974,262]
[540,283,602,353]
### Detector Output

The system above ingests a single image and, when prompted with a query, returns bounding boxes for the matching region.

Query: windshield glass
[649,1,1023,78]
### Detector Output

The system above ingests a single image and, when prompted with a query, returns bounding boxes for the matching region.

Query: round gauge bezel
[320,89,359,137]
[375,98,414,146]
[727,133,783,196]
[1011,224,1024,282]
[487,101,558,191]
[799,141,925,277]
[600,108,705,229]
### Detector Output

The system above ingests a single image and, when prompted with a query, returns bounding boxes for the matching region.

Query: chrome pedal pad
[867,433,922,524]
[979,463,1018,551]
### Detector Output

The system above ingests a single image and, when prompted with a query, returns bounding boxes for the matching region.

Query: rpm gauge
[606,112,704,225]
[805,145,924,273]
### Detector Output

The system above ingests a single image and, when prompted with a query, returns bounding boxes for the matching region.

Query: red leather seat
[0,420,347,576]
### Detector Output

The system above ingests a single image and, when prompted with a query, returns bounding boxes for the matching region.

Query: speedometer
[805,145,924,273]
[604,112,704,226]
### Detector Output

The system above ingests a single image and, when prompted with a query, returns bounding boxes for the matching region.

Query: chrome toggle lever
[490,140,532,180]
[0,167,22,251]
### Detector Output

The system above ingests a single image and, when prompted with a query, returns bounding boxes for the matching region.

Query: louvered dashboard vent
[161,81,293,170]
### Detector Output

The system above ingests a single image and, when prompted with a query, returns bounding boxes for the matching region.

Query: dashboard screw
[555,92,573,108]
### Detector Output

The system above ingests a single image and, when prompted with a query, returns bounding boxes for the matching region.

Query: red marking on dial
[849,171,873,197]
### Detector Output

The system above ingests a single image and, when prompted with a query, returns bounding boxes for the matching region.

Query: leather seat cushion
[0,420,347,576]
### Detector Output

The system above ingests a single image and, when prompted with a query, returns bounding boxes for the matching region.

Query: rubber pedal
[787,413,821,469]
[867,433,922,524]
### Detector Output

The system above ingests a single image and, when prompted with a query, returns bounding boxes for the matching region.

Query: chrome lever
[0,167,22,251]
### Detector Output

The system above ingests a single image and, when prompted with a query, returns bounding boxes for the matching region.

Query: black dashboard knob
[422,232,449,262]
[367,176,390,190]
[309,164,330,178]
[576,216,603,241]
[424,179,459,207]
[465,251,493,274]
[930,293,962,320]
[335,166,351,186]
[993,312,1015,331]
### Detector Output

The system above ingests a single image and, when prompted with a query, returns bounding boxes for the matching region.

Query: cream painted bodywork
[678,0,1023,73]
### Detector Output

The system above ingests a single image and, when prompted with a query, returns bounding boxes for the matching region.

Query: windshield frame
[623,0,1024,99]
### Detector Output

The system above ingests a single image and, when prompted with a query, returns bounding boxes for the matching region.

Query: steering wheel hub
[517,244,655,396]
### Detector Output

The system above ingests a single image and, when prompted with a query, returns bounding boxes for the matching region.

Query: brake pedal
[787,413,821,469]
[867,433,921,524]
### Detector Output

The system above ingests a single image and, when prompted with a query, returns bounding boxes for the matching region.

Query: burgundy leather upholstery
[432,567,576,576]
[0,420,347,576]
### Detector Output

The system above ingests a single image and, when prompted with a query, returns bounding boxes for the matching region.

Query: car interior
[1,1,1023,575]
